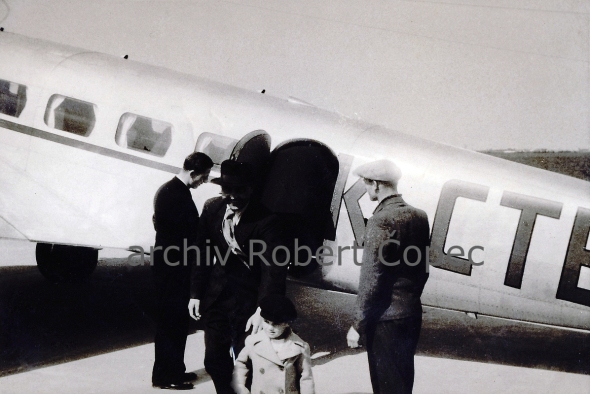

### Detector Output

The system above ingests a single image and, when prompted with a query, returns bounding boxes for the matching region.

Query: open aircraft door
[196,132,341,284]
[260,139,340,283]
[194,130,271,171]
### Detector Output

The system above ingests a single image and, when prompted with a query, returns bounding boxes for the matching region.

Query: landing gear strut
[35,243,98,282]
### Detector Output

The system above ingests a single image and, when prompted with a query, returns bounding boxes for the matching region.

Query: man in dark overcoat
[151,152,213,390]
[188,160,289,394]
[347,159,430,394]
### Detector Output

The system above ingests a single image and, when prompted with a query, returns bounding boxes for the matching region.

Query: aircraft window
[0,79,27,118]
[194,132,237,164]
[44,95,97,136]
[115,113,172,157]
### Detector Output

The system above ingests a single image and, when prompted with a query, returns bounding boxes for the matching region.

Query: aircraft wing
[0,152,124,249]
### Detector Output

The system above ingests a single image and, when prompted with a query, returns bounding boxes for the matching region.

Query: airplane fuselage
[0,32,588,330]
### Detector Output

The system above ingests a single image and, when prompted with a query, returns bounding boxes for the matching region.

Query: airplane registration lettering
[342,178,368,246]
[556,207,590,308]
[429,179,489,276]
[329,154,354,235]
[499,192,562,289]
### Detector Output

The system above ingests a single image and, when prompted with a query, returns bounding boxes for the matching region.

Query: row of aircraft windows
[0,79,172,157]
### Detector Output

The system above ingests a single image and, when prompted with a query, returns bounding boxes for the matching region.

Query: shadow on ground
[0,259,201,377]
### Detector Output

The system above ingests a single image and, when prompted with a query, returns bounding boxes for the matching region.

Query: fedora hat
[210,160,255,187]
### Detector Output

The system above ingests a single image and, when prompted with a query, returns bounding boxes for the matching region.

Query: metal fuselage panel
[0,32,588,330]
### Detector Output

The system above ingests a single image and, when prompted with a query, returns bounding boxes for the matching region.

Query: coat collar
[233,201,269,242]
[172,175,190,190]
[210,198,254,241]
[373,194,404,214]
[250,330,306,366]
[233,203,256,241]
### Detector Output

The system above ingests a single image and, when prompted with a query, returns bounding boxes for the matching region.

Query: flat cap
[259,295,298,324]
[353,159,402,183]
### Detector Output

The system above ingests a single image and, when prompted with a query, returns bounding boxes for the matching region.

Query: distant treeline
[480,151,590,182]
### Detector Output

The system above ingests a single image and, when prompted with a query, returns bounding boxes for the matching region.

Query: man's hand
[347,326,360,348]
[245,307,262,334]
[188,299,201,321]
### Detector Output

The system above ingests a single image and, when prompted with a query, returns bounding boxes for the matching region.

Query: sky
[1,0,588,151]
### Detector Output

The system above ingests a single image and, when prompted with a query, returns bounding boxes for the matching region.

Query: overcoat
[190,197,289,316]
[233,330,315,394]
[153,176,199,271]
[353,194,430,334]
[151,176,199,383]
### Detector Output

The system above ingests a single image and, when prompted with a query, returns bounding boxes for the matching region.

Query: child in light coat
[232,295,315,394]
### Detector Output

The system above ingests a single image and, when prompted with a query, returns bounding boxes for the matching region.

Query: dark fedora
[210,160,255,187]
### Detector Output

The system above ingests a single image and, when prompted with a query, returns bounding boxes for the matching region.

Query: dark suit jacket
[354,194,430,334]
[152,177,199,271]
[190,197,288,314]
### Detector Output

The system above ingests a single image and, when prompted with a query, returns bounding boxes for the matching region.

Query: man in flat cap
[346,159,430,394]
[188,160,289,394]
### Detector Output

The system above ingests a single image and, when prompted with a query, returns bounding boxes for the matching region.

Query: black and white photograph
[0,1,588,393]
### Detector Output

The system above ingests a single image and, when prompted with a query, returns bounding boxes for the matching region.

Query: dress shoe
[152,381,194,390]
[182,372,198,382]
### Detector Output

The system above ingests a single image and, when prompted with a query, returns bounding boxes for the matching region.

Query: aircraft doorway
[195,132,340,280]
[261,140,340,278]
[194,129,271,171]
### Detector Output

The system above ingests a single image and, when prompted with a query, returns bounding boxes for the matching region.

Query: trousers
[151,264,190,384]
[365,315,422,394]
[203,289,257,394]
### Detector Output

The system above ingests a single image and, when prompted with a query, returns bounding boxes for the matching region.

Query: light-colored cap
[353,159,402,183]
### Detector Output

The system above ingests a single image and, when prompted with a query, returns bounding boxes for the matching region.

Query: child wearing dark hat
[232,295,315,394]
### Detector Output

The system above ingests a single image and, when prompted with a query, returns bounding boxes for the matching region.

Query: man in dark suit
[188,160,288,394]
[347,159,430,394]
[152,152,213,390]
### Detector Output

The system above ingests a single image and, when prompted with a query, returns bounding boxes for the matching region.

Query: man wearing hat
[346,159,430,394]
[188,160,289,394]
[151,151,213,390]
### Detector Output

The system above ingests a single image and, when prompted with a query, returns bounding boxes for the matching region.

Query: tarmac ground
[0,248,589,393]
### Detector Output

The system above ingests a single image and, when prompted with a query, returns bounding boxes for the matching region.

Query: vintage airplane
[0,31,588,333]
